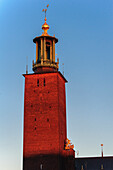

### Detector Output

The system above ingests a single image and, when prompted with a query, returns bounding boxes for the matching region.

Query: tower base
[23,150,75,170]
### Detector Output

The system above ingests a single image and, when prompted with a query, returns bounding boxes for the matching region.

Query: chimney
[101,144,103,157]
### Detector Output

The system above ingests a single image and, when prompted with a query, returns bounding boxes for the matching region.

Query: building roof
[75,156,113,170]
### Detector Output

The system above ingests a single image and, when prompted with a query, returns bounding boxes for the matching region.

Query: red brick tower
[23,8,75,170]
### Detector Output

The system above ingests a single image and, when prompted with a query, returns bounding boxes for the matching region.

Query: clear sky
[0,0,113,170]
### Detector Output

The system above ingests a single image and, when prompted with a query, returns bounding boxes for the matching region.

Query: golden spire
[42,4,50,35]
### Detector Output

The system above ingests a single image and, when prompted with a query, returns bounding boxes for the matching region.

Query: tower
[23,7,75,170]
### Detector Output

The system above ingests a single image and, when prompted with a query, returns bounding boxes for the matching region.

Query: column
[41,38,43,65]
[41,38,43,59]
[53,39,55,63]
[36,41,38,63]
[44,37,46,61]
[50,42,52,62]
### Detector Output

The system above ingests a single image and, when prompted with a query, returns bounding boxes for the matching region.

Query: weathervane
[42,4,49,19]
[42,4,50,35]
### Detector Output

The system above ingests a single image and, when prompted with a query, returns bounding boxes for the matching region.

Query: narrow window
[35,118,36,121]
[47,118,49,122]
[35,127,36,130]
[44,78,45,86]
[37,79,39,87]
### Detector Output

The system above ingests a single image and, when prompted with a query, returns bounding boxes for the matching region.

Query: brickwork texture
[23,72,75,170]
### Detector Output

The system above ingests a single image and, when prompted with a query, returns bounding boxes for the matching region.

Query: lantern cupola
[32,5,59,73]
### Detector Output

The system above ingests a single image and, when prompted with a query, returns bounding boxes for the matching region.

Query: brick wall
[23,71,75,170]
[23,72,67,157]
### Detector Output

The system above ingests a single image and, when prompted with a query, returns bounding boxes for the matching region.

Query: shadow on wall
[23,153,75,170]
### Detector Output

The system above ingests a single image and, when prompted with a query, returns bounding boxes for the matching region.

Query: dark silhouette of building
[75,156,113,170]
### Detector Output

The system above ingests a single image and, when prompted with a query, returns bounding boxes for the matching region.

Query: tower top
[32,5,59,73]
[42,5,50,36]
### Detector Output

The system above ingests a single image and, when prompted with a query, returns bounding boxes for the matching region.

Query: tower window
[35,118,36,121]
[35,127,36,130]
[44,78,45,86]
[47,118,49,122]
[37,79,39,87]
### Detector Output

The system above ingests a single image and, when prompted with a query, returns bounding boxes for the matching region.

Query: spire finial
[42,4,50,35]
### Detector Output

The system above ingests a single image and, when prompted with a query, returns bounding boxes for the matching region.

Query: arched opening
[46,42,50,60]
[38,42,41,63]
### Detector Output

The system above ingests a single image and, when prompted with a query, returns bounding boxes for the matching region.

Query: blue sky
[0,0,113,169]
